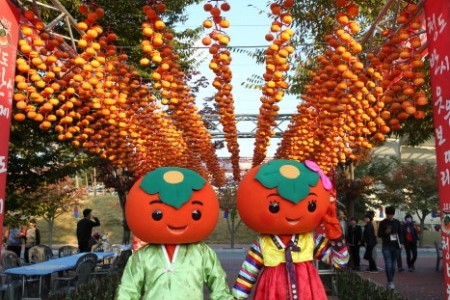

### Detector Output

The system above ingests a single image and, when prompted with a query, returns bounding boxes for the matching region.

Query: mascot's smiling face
[237,160,332,235]
[126,167,219,244]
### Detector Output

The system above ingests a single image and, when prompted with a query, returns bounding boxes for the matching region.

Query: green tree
[6,121,96,212]
[374,160,438,246]
[336,163,374,220]
[91,0,203,66]
[96,164,135,244]
[244,1,434,146]
[8,0,205,245]
[217,178,242,249]
[18,176,86,246]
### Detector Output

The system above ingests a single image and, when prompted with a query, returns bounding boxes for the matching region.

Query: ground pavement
[212,245,444,300]
[356,247,443,300]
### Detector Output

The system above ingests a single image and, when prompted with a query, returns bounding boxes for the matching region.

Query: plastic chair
[0,273,21,300]
[0,274,11,299]
[1,251,23,270]
[91,249,132,278]
[28,245,54,264]
[91,242,114,268]
[91,241,113,252]
[116,249,132,271]
[51,253,97,294]
[58,245,79,258]
[0,251,23,299]
[22,245,53,297]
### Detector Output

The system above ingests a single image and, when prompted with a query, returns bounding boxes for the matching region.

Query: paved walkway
[212,245,444,300]
[356,247,443,300]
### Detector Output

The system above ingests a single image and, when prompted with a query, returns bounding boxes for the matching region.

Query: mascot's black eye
[152,210,163,221]
[269,202,280,214]
[192,210,202,221]
[308,200,317,212]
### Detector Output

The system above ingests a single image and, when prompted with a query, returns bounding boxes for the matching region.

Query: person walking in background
[338,209,347,235]
[402,213,419,272]
[346,217,362,271]
[24,219,41,263]
[378,206,403,289]
[76,208,100,252]
[362,213,378,273]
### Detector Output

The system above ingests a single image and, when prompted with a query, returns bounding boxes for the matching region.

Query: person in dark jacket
[362,213,378,273]
[378,206,403,289]
[76,208,100,252]
[346,217,362,270]
[402,213,419,272]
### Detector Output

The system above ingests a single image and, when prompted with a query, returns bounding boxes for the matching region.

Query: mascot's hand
[322,203,342,240]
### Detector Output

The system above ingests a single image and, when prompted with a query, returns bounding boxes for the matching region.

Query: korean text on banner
[0,0,20,254]
[424,0,450,298]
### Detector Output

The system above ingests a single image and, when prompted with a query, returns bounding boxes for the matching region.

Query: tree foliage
[375,160,438,214]
[339,156,397,217]
[373,160,438,245]
[393,61,434,146]
[217,177,242,248]
[243,0,434,145]
[78,0,204,69]
[96,164,136,244]
[6,121,96,212]
[7,0,207,242]
[15,176,86,246]
[335,162,375,219]
[245,0,385,91]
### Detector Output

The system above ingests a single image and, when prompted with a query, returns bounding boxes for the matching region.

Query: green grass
[37,194,258,247]
[37,194,439,248]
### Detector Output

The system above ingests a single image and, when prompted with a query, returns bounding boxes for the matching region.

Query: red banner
[0,0,20,254]
[424,0,450,297]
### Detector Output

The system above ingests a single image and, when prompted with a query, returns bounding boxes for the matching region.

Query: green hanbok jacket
[116,242,234,300]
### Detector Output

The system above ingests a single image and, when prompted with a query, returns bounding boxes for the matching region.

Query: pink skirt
[254,261,327,300]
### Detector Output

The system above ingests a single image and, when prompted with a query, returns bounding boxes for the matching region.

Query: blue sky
[178,1,300,159]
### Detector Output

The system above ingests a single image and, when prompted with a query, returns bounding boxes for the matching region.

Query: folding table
[4,251,114,300]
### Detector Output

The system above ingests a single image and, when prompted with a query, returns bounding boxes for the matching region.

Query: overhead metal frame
[203,114,293,139]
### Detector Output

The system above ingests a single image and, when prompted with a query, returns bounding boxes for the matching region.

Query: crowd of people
[1,205,424,292]
[343,206,421,290]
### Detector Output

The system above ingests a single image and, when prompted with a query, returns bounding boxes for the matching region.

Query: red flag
[424,0,450,297]
[0,0,20,256]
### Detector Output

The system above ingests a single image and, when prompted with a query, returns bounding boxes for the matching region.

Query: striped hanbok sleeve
[313,233,349,269]
[231,241,264,299]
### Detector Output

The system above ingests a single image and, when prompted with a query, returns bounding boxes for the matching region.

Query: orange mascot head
[126,167,219,244]
[237,159,333,235]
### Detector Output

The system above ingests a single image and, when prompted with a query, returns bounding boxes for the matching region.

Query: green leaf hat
[254,159,320,204]
[140,167,206,208]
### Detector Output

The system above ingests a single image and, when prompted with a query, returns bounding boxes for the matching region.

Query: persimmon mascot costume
[116,167,233,300]
[232,159,349,300]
